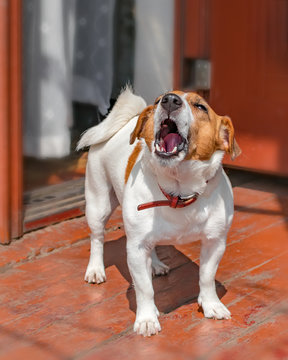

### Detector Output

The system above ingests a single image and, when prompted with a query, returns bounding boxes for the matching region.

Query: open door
[175,0,288,175]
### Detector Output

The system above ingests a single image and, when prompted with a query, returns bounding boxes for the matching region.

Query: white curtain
[23,0,115,158]
[133,0,174,104]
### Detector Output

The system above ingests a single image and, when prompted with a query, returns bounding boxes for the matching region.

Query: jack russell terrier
[77,87,241,337]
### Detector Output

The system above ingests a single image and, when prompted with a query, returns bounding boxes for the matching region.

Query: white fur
[81,89,234,337]
[76,86,146,150]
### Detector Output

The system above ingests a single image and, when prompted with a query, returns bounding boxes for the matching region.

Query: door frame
[0,0,23,244]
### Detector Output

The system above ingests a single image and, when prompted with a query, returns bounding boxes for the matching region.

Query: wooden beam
[0,0,10,244]
[0,0,23,244]
[9,0,23,239]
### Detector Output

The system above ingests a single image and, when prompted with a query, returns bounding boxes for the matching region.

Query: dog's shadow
[103,236,227,314]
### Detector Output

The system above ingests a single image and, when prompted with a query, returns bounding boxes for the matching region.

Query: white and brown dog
[77,87,241,337]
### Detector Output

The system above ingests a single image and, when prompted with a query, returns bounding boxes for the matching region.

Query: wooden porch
[0,170,287,360]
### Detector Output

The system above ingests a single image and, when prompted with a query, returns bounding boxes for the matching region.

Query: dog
[77,87,241,337]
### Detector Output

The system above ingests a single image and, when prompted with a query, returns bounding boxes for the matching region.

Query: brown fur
[125,142,142,183]
[184,93,241,161]
[216,116,241,160]
[130,91,240,165]
[130,105,153,145]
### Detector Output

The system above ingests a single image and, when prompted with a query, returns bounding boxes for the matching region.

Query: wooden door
[175,0,288,175]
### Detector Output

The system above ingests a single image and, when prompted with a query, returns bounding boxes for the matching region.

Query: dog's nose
[161,93,183,113]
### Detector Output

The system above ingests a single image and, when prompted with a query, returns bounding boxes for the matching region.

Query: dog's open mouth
[155,119,186,158]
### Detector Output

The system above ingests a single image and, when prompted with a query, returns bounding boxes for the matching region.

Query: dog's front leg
[127,242,161,336]
[198,237,231,320]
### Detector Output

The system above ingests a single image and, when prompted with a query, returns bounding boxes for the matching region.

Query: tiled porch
[0,171,287,360]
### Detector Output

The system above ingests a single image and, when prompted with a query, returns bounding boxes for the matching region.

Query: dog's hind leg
[151,248,169,277]
[84,161,119,284]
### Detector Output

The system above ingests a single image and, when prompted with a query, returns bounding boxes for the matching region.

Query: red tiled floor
[0,175,287,359]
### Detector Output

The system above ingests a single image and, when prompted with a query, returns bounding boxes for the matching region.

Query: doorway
[22,0,134,230]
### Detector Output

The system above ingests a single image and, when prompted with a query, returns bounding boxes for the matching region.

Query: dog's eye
[194,103,208,113]
[154,97,161,105]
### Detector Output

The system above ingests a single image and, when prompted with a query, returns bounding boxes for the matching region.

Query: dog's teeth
[159,139,166,152]
[156,143,161,151]
[172,146,178,153]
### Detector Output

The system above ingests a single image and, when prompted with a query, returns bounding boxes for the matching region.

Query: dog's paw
[152,260,169,277]
[134,316,161,337]
[84,265,106,284]
[198,296,231,320]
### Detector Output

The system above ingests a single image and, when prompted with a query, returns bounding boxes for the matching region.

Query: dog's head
[130,91,241,167]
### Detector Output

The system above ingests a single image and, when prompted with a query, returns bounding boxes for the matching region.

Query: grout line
[234,192,276,210]
[74,326,134,360]
[0,222,124,274]
[223,250,288,286]
[0,237,90,274]
[30,288,130,337]
[0,276,130,331]
[228,217,287,246]
[226,289,257,308]
[209,299,288,356]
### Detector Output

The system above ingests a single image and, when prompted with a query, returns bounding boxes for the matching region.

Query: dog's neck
[144,149,224,198]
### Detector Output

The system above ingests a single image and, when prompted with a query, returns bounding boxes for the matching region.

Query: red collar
[137,186,199,211]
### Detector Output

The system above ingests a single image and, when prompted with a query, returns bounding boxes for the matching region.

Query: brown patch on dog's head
[216,116,242,160]
[130,105,154,150]
[184,93,241,161]
[130,91,241,164]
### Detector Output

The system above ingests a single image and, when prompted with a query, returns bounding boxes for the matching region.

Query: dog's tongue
[164,133,182,152]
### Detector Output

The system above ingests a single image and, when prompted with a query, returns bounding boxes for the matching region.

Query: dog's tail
[76,86,147,150]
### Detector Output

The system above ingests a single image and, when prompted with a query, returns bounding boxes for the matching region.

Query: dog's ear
[130,105,153,145]
[217,116,241,160]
